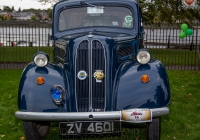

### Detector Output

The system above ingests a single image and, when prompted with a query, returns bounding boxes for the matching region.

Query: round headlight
[34,53,48,67]
[50,85,65,104]
[136,50,151,64]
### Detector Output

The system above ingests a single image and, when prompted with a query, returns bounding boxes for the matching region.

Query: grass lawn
[0,70,200,140]
[0,47,199,67]
[0,47,53,63]
[149,48,199,66]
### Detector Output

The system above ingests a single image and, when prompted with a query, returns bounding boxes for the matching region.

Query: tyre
[23,121,50,140]
[146,117,161,140]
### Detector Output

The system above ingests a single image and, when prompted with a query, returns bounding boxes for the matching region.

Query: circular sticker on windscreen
[123,22,132,28]
[125,15,133,22]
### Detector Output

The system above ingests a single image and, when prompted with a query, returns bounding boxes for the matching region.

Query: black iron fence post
[198,27,200,70]
[47,33,50,47]
[38,26,40,52]
[167,34,170,49]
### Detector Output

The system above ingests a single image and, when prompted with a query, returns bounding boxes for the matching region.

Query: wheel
[22,121,50,140]
[146,117,161,140]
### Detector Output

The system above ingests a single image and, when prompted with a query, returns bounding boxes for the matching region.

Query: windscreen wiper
[80,1,96,7]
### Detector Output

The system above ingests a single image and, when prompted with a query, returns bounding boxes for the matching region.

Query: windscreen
[59,6,133,31]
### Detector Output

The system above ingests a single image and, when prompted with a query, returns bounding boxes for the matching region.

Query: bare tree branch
[38,0,58,6]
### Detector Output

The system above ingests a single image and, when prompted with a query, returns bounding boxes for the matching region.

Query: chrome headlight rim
[33,52,49,67]
[50,85,65,104]
[136,49,151,65]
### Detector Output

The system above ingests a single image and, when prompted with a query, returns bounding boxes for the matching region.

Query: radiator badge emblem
[77,70,87,80]
[93,70,104,83]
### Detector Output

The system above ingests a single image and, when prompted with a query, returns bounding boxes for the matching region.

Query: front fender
[18,63,69,112]
[114,60,170,110]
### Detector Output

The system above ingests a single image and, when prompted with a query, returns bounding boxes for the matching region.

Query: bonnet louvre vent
[55,43,67,60]
[118,46,132,57]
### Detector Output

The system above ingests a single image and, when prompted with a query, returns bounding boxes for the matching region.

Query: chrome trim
[151,107,170,117]
[89,39,92,111]
[15,107,169,121]
[15,111,121,121]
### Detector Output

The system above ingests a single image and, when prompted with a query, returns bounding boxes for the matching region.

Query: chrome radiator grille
[76,40,105,112]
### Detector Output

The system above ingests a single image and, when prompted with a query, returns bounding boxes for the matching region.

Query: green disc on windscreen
[125,15,133,22]
[124,22,132,28]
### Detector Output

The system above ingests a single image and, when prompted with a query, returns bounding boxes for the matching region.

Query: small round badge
[77,70,88,80]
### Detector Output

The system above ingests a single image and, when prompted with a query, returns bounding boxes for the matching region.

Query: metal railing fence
[0,23,52,69]
[0,23,200,70]
[144,23,200,70]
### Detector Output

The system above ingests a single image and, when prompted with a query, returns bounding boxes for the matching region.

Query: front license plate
[60,121,121,135]
[122,109,152,123]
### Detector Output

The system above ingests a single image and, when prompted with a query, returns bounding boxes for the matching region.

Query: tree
[31,15,37,21]
[3,6,12,12]
[18,7,21,12]
[38,0,58,5]
[0,15,3,21]
[12,6,15,11]
[47,8,52,19]
[138,0,200,25]
[3,15,8,20]
[35,12,42,20]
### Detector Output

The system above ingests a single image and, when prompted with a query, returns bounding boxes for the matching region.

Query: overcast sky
[0,0,52,10]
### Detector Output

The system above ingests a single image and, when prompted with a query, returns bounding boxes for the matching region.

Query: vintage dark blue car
[15,0,170,139]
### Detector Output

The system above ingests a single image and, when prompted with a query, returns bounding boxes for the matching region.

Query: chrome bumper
[15,107,169,122]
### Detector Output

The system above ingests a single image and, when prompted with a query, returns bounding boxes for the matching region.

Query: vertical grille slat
[76,40,105,112]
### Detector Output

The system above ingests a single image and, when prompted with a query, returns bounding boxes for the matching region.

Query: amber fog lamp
[36,76,45,85]
[141,75,150,83]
